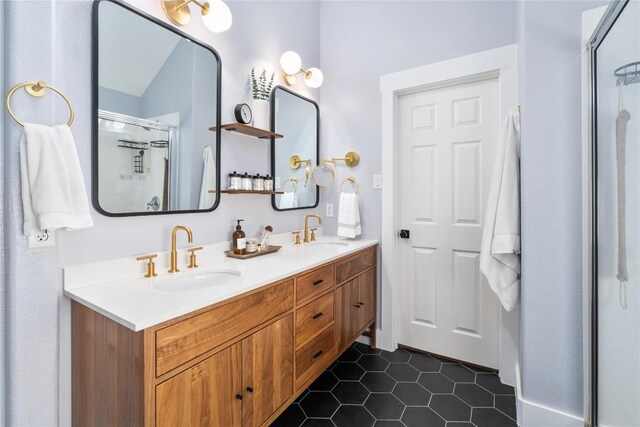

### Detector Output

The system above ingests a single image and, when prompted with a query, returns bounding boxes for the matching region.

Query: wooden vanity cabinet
[72,245,377,427]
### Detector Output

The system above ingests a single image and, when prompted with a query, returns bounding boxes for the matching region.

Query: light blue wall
[518,0,608,418]
[98,86,142,117]
[3,1,321,425]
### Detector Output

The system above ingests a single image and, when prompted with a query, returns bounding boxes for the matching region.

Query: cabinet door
[357,268,376,328]
[242,315,294,427]
[336,279,360,351]
[156,343,242,427]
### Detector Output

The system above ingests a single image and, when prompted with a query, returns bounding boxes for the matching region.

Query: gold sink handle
[136,254,158,278]
[187,246,204,269]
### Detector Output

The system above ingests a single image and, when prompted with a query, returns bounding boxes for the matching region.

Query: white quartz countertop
[64,237,377,331]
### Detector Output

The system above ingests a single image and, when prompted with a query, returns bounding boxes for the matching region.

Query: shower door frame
[584,1,630,426]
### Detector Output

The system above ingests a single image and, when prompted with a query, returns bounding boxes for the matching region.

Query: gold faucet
[169,225,193,273]
[303,214,322,243]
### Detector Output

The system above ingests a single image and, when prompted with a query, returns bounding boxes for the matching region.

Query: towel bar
[5,81,74,127]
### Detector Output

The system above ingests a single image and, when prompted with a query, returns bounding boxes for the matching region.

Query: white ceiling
[98,2,181,97]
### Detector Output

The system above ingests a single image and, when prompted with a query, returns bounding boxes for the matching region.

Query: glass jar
[252,174,265,191]
[246,239,258,253]
[241,173,252,191]
[228,171,241,190]
[264,175,274,191]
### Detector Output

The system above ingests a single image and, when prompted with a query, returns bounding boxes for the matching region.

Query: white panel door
[397,77,501,368]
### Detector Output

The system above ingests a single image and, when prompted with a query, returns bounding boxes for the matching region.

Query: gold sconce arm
[162,0,209,26]
[325,151,360,167]
[289,154,311,170]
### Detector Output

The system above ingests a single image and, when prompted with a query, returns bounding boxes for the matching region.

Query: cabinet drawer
[155,280,294,376]
[296,292,334,348]
[336,247,376,283]
[296,264,335,304]
[295,325,334,389]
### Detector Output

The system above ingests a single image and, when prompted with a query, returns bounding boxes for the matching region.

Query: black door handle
[400,230,410,239]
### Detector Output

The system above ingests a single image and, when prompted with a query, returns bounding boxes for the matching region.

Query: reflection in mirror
[94,0,221,216]
[271,86,319,210]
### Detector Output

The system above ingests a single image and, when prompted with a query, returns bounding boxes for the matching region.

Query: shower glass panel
[594,1,640,425]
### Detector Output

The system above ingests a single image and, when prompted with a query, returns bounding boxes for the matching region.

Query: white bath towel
[20,123,93,236]
[198,146,216,209]
[337,192,361,238]
[280,192,297,209]
[479,111,521,312]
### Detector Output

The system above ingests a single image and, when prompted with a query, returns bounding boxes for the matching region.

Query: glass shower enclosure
[588,1,640,425]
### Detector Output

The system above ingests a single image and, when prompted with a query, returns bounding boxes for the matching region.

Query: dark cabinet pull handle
[356,302,364,305]
[246,387,254,393]
[353,304,361,308]
[236,394,243,400]
[313,350,324,359]
[313,279,324,286]
[312,312,324,319]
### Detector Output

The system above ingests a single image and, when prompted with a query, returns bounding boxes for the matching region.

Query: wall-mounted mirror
[93,0,221,216]
[271,86,319,210]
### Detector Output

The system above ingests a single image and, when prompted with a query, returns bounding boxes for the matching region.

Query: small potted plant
[251,67,275,130]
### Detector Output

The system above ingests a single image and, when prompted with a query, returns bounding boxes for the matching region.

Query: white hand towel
[337,192,361,238]
[198,146,216,209]
[479,111,521,312]
[20,123,93,236]
[280,192,297,209]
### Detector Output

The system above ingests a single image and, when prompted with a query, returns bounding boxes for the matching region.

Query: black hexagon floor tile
[300,391,340,418]
[401,406,445,427]
[409,354,441,372]
[454,383,494,407]
[476,373,515,395]
[271,403,306,427]
[429,394,471,421]
[332,381,370,404]
[354,342,382,355]
[364,393,406,420]
[417,372,455,393]
[309,371,340,391]
[332,362,366,381]
[386,363,420,382]
[361,372,397,392]
[472,407,518,427]
[358,354,390,372]
[337,346,362,362]
[495,394,517,420]
[274,342,515,426]
[440,364,476,383]
[332,405,375,427]
[392,382,431,406]
[380,348,411,363]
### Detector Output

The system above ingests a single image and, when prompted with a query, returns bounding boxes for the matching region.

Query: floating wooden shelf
[209,123,283,139]
[211,190,284,195]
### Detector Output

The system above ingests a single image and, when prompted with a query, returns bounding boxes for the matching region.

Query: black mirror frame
[92,0,222,217]
[270,86,320,211]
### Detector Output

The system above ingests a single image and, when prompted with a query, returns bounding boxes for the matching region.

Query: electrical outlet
[27,229,56,248]
[373,174,382,189]
[326,203,334,217]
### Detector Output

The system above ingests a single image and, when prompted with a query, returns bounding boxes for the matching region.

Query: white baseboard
[515,363,584,427]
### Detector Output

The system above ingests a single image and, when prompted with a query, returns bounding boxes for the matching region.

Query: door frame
[379,44,519,386]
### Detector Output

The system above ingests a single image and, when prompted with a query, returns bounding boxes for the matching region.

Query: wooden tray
[224,245,282,259]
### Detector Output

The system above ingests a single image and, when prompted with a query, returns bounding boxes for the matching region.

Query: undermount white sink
[154,269,242,292]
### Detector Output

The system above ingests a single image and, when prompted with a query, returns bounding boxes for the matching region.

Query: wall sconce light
[280,51,324,88]
[161,0,232,33]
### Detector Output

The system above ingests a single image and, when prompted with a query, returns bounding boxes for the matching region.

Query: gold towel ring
[312,161,335,188]
[340,176,359,194]
[5,81,74,127]
[282,177,299,193]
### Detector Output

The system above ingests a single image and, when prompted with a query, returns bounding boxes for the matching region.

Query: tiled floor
[272,342,517,427]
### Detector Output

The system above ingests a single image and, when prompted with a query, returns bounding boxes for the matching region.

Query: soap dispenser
[233,219,246,255]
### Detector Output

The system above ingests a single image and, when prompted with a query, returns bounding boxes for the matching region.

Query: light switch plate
[326,203,334,217]
[373,174,382,189]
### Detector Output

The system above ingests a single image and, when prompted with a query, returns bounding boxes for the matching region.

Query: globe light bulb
[202,0,232,33]
[305,68,324,88]
[280,51,302,75]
